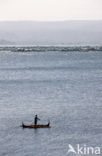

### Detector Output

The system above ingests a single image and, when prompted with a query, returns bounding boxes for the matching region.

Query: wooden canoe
[21,122,50,128]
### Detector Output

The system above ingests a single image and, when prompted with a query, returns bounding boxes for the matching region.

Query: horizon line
[0,19,102,22]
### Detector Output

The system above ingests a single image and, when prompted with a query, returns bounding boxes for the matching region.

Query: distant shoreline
[0,45,102,52]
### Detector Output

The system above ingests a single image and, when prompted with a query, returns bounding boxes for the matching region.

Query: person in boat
[34,115,40,125]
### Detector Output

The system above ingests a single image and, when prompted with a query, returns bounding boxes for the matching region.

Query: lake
[0,49,102,156]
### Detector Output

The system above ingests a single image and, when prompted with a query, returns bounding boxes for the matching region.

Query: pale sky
[0,0,102,21]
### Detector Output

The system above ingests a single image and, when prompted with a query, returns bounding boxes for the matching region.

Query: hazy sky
[0,0,102,21]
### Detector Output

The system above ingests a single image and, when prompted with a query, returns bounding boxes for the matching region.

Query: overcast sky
[0,0,102,21]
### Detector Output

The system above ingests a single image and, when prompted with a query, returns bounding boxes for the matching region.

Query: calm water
[0,50,102,156]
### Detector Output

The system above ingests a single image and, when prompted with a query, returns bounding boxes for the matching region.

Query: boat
[21,121,50,128]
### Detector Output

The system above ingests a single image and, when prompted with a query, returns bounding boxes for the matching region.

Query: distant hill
[0,39,15,45]
[0,21,102,45]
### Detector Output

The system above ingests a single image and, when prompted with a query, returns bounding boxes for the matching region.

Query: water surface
[0,50,102,156]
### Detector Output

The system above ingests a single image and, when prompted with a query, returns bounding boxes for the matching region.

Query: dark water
[0,50,102,156]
